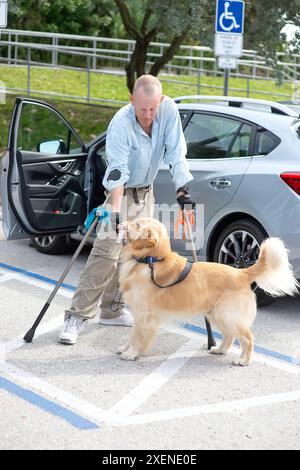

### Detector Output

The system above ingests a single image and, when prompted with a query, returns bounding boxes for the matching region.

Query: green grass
[0,64,294,103]
[0,95,119,155]
[0,64,295,155]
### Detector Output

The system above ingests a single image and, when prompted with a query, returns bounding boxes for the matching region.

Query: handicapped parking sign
[216,0,244,34]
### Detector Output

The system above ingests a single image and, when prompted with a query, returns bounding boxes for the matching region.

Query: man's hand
[176,186,196,211]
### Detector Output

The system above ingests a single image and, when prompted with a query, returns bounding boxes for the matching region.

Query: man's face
[130,89,163,129]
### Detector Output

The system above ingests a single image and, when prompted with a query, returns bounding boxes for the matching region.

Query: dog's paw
[209,346,225,355]
[120,348,139,361]
[117,344,129,354]
[232,359,250,367]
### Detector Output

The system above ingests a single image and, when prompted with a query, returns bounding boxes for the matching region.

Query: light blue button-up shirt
[102,96,193,192]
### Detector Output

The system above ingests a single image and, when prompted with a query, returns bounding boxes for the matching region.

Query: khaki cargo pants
[65,187,154,321]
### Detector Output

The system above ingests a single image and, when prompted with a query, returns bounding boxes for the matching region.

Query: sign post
[214,0,245,95]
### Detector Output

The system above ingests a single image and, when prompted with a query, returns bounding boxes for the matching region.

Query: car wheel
[212,219,275,307]
[30,235,69,255]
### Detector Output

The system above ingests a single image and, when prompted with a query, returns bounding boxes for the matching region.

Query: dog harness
[135,256,193,288]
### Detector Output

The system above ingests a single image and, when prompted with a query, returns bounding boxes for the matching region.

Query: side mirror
[37,139,67,154]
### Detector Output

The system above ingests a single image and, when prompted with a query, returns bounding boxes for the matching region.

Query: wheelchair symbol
[219,1,240,32]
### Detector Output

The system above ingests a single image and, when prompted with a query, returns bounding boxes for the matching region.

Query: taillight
[280,173,300,195]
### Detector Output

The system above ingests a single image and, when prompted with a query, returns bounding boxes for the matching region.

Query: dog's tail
[245,238,299,297]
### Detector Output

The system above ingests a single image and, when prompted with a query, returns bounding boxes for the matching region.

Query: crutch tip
[207,339,217,350]
[23,329,35,343]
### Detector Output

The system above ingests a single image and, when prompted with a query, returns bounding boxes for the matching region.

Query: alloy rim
[218,230,261,270]
[34,235,56,248]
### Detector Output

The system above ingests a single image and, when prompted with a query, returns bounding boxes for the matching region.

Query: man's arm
[102,120,130,194]
[162,100,195,211]
[110,186,124,213]
[108,186,124,233]
[163,100,193,191]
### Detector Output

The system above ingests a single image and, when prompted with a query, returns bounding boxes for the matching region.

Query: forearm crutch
[23,194,111,343]
[183,209,216,350]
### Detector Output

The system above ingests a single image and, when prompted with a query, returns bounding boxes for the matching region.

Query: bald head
[130,75,163,132]
[132,75,163,97]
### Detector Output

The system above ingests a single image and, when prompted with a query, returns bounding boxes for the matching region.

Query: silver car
[1,95,300,306]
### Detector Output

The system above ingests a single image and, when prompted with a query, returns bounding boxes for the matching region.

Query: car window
[17,103,81,155]
[229,123,252,158]
[96,144,107,164]
[254,128,280,156]
[184,113,242,159]
[180,112,188,122]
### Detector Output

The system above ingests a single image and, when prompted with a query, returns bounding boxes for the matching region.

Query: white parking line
[0,274,16,283]
[110,337,202,417]
[0,269,73,298]
[4,348,299,429]
[112,390,300,426]
[0,361,116,426]
[166,325,300,376]
[1,314,65,357]
[1,267,300,428]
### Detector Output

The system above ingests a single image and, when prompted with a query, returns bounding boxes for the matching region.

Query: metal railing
[0,29,299,105]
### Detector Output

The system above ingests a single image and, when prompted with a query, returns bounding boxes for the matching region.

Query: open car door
[1,98,88,240]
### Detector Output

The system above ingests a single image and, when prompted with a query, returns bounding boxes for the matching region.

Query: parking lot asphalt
[0,229,300,450]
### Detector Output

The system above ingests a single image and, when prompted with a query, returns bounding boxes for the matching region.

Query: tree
[243,0,300,75]
[7,1,300,90]
[115,0,209,92]
[115,0,300,91]
[8,0,115,37]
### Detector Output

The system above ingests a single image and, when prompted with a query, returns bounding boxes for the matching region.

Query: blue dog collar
[135,256,164,264]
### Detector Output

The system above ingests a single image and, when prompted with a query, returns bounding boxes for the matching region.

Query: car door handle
[48,161,72,174]
[48,161,82,176]
[210,179,232,188]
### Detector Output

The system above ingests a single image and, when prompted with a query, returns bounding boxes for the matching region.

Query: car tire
[212,219,275,308]
[30,235,70,255]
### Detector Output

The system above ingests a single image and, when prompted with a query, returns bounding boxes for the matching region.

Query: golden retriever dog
[118,218,299,366]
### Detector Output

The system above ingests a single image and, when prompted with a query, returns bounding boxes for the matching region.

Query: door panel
[155,111,255,254]
[19,150,87,232]
[4,98,88,239]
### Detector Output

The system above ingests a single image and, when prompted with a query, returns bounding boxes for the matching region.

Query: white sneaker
[58,315,87,344]
[99,308,133,327]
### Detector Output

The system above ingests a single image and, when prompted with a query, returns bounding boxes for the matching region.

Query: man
[59,74,195,345]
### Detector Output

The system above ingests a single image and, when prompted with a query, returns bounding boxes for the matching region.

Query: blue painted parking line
[180,322,300,367]
[0,375,99,430]
[0,262,76,291]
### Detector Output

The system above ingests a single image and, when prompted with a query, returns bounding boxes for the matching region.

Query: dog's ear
[132,227,157,250]
[145,227,158,248]
[147,228,158,248]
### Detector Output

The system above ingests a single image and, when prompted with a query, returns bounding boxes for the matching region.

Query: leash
[175,210,195,240]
